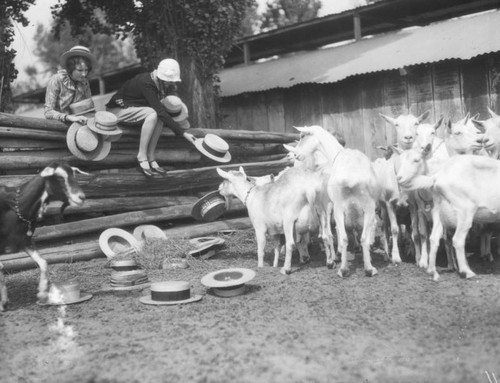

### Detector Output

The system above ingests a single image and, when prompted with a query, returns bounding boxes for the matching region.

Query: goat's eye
[454,132,462,136]
[413,159,420,163]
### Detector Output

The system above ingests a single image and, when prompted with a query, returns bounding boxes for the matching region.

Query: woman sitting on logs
[105,58,195,178]
[44,45,97,125]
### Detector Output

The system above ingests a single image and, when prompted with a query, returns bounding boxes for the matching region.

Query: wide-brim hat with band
[191,191,227,222]
[99,228,141,259]
[66,122,111,161]
[139,281,202,306]
[69,98,95,116]
[60,45,97,70]
[193,134,231,163]
[161,95,188,122]
[87,111,122,137]
[201,268,256,297]
[133,225,167,241]
[38,279,92,306]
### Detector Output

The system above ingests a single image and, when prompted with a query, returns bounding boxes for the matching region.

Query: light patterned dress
[44,70,92,122]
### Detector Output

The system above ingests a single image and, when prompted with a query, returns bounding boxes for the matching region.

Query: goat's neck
[17,175,48,221]
[232,181,255,206]
[316,131,343,163]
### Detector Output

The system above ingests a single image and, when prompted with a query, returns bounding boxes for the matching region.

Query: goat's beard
[223,195,232,211]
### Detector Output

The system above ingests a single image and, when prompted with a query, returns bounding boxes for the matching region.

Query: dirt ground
[2,231,500,383]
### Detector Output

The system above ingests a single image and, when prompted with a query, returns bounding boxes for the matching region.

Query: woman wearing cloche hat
[106,58,197,177]
[44,45,97,125]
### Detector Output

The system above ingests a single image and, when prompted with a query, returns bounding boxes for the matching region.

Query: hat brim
[37,293,93,306]
[60,50,97,70]
[171,104,188,122]
[66,123,111,161]
[191,191,227,222]
[73,107,95,116]
[87,119,123,136]
[189,237,225,247]
[139,294,202,306]
[201,268,256,288]
[211,284,248,297]
[99,228,140,259]
[133,225,167,241]
[193,138,231,163]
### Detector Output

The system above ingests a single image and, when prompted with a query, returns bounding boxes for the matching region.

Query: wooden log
[0,159,292,197]
[0,217,252,271]
[34,200,246,242]
[44,195,199,216]
[0,126,66,141]
[0,112,299,142]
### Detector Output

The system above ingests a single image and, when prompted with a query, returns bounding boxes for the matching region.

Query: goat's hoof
[365,268,378,277]
[280,268,292,275]
[460,270,476,279]
[0,301,8,312]
[327,262,335,269]
[392,258,402,266]
[37,290,49,301]
[337,268,348,278]
[300,257,310,264]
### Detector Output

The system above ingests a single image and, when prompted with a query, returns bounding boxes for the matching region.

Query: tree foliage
[260,0,322,32]
[0,0,35,112]
[52,0,255,129]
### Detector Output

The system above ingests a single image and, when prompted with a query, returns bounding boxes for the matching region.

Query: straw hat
[99,228,141,259]
[189,237,225,247]
[60,45,97,70]
[191,191,227,222]
[87,111,122,138]
[38,279,92,305]
[139,281,202,306]
[66,122,111,161]
[193,134,231,163]
[188,237,225,259]
[201,268,256,297]
[133,225,167,241]
[110,259,139,271]
[161,95,188,122]
[69,98,95,116]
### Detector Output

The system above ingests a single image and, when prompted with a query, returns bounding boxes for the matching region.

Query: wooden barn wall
[219,53,500,159]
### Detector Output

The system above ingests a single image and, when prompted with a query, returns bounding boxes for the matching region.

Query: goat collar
[14,187,36,237]
[243,185,256,206]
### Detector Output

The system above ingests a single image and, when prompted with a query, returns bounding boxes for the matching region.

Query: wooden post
[243,43,251,65]
[353,13,362,41]
[98,77,106,95]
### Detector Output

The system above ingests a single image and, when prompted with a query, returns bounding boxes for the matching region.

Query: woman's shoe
[149,161,167,175]
[136,159,157,177]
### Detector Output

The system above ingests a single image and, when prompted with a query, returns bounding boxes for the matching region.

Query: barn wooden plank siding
[219,53,500,158]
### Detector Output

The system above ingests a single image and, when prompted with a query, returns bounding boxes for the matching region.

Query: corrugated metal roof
[219,10,500,97]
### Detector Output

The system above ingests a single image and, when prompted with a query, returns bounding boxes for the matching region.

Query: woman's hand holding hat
[183,132,196,144]
[66,114,88,124]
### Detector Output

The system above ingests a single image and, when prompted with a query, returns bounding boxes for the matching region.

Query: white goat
[380,110,430,150]
[396,151,500,281]
[217,166,324,274]
[473,107,500,158]
[287,125,380,277]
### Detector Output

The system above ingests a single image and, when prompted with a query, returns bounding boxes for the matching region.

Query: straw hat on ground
[201,268,256,297]
[191,191,227,222]
[133,225,167,241]
[66,122,111,161]
[139,281,202,305]
[193,134,231,163]
[99,228,141,259]
[38,279,92,305]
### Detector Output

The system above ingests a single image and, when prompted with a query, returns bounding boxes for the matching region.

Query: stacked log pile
[0,113,296,270]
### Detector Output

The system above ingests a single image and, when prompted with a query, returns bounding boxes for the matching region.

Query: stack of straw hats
[161,95,190,130]
[109,258,149,290]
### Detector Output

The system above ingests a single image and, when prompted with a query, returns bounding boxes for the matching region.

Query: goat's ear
[472,119,486,133]
[216,168,230,179]
[471,113,480,120]
[379,113,397,126]
[238,166,246,176]
[433,116,444,130]
[375,145,388,152]
[283,144,296,153]
[40,166,55,178]
[488,107,500,119]
[247,176,257,185]
[294,126,311,135]
[71,166,91,176]
[417,110,431,123]
[390,145,403,155]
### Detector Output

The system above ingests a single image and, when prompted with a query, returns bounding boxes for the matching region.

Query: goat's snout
[70,190,86,206]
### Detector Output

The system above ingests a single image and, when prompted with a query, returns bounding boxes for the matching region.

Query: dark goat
[0,162,87,311]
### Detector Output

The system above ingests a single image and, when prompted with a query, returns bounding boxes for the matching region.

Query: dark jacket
[106,72,184,136]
